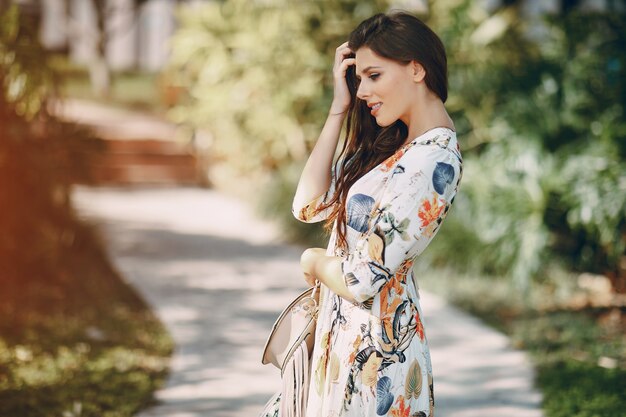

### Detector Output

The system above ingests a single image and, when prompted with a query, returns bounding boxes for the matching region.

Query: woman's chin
[374,116,393,127]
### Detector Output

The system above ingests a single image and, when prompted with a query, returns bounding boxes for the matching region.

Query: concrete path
[71,185,543,417]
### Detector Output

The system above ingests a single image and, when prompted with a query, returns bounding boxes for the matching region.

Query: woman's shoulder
[402,127,461,165]
[412,126,456,148]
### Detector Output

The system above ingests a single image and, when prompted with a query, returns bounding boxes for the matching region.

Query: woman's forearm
[292,110,346,210]
[313,255,356,303]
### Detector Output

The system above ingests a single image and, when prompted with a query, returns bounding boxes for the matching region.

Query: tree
[64,0,151,97]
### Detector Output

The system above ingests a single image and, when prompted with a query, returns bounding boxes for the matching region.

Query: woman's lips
[370,103,382,116]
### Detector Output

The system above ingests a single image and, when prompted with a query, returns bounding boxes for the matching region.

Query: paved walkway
[71,185,543,417]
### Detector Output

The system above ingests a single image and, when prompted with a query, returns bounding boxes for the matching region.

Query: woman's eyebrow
[357,66,382,75]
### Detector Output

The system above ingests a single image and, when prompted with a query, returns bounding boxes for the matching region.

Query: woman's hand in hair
[330,41,356,116]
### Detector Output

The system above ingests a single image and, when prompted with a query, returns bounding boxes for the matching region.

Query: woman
[261,10,463,417]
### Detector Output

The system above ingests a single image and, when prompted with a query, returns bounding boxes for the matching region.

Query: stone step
[103,138,192,155]
[77,138,205,186]
[89,164,200,185]
[49,99,208,187]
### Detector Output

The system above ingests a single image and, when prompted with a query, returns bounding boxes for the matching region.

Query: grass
[0,215,174,417]
[414,264,626,417]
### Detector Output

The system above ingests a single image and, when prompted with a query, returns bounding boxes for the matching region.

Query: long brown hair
[315,11,448,252]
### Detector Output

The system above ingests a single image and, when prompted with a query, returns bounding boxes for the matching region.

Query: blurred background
[0,0,624,416]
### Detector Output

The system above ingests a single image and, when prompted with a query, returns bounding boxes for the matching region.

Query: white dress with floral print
[259,127,463,417]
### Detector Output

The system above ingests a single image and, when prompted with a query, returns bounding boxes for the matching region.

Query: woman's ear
[411,60,426,83]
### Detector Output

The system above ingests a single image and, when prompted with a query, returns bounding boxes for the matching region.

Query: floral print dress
[260,127,463,417]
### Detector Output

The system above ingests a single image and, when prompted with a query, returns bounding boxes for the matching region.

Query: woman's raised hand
[329,41,356,116]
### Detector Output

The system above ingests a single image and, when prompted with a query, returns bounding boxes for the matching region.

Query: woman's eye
[369,73,380,80]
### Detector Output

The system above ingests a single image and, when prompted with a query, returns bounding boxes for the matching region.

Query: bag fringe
[279,341,310,417]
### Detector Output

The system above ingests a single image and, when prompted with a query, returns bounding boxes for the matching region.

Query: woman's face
[354,46,418,127]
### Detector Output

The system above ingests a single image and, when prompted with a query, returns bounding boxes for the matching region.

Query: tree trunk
[88,54,111,98]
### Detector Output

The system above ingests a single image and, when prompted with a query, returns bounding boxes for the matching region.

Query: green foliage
[426,0,626,293]
[557,141,626,274]
[0,4,55,118]
[446,138,555,296]
[525,305,626,416]
[168,0,390,178]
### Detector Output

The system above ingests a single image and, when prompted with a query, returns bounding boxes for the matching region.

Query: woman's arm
[292,110,345,214]
[300,247,356,303]
[293,41,355,216]
[301,141,463,305]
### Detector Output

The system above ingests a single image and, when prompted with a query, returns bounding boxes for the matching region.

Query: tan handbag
[261,282,320,416]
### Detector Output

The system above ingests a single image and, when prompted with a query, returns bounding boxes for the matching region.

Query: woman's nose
[356,81,369,100]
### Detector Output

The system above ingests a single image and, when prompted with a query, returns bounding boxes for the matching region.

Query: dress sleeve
[340,144,462,304]
[291,162,340,223]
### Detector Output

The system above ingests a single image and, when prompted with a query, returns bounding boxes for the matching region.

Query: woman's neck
[402,93,455,145]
